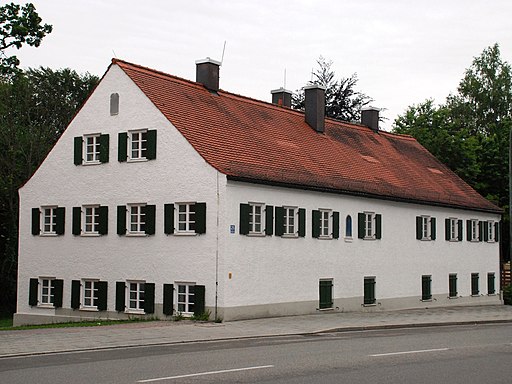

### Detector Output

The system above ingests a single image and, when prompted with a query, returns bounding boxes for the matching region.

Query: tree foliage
[0,68,98,313]
[393,44,512,260]
[0,2,52,77]
[292,56,373,122]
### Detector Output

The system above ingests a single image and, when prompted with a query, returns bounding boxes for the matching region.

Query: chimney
[304,84,326,133]
[195,57,221,92]
[271,87,292,108]
[361,106,380,132]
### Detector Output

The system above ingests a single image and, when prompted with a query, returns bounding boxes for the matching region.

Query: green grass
[0,316,158,331]
[0,315,13,328]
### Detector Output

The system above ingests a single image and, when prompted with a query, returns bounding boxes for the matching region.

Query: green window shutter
[298,208,306,237]
[488,273,495,294]
[265,205,274,236]
[274,206,284,236]
[332,211,340,239]
[71,280,80,309]
[72,207,81,235]
[478,221,483,242]
[117,205,126,235]
[97,281,108,311]
[99,134,110,163]
[319,280,333,309]
[422,276,431,300]
[466,220,471,241]
[163,284,174,315]
[445,218,450,240]
[416,216,422,240]
[457,220,463,241]
[164,203,175,234]
[31,208,40,235]
[430,217,436,240]
[55,207,65,235]
[52,279,63,308]
[144,205,156,235]
[483,221,489,241]
[375,214,382,239]
[195,202,206,234]
[449,274,457,297]
[471,273,479,295]
[98,206,108,235]
[144,283,155,314]
[364,278,376,305]
[74,136,83,165]
[146,130,157,160]
[239,203,250,235]
[495,222,499,242]
[118,132,127,162]
[194,285,206,316]
[312,210,321,238]
[29,278,39,306]
[358,213,365,239]
[116,281,126,312]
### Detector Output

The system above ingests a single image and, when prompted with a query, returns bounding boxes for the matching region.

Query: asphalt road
[1,324,511,383]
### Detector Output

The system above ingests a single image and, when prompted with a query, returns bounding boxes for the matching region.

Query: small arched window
[345,215,352,237]
[110,93,119,115]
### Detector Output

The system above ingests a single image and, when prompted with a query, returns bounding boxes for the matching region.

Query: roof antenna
[220,41,227,66]
[283,68,287,89]
[112,49,118,58]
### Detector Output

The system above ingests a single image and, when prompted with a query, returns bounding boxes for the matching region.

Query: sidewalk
[2,305,512,358]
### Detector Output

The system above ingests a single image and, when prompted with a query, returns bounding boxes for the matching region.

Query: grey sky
[9,0,512,129]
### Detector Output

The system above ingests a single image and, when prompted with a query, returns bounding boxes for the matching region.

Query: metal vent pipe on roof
[361,107,380,132]
[195,57,221,92]
[304,84,326,133]
[271,88,292,108]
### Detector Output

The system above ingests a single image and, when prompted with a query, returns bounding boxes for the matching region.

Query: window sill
[127,158,148,163]
[471,294,480,297]
[281,234,299,239]
[344,237,353,242]
[247,233,265,237]
[126,233,147,237]
[487,293,497,296]
[448,239,460,242]
[318,235,333,240]
[125,309,145,315]
[362,303,377,307]
[420,238,432,241]
[421,299,432,302]
[40,233,58,237]
[81,233,100,237]
[448,296,459,299]
[82,161,101,166]
[79,307,99,312]
[317,307,334,311]
[363,237,376,241]
[174,232,197,236]
[37,304,55,309]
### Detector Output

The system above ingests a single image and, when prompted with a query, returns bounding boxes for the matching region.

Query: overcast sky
[9,0,512,129]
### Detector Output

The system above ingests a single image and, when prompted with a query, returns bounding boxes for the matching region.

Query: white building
[15,58,502,325]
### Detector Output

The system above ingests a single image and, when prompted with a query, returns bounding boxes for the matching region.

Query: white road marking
[137,365,275,382]
[370,347,449,357]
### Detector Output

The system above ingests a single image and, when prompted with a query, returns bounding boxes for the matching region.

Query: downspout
[215,170,220,320]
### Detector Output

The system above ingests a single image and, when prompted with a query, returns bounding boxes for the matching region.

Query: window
[28,278,63,308]
[128,281,145,312]
[33,206,65,236]
[358,212,382,240]
[40,278,55,306]
[471,273,479,296]
[416,216,436,240]
[82,280,99,308]
[72,205,108,236]
[118,130,157,162]
[312,209,339,239]
[240,203,273,236]
[449,274,458,298]
[284,207,297,235]
[345,215,352,238]
[129,204,146,234]
[320,209,331,237]
[274,206,305,237]
[487,273,495,295]
[249,203,263,234]
[84,135,100,163]
[319,279,333,309]
[177,203,196,233]
[110,93,119,115]
[117,204,155,236]
[42,207,57,234]
[467,219,479,242]
[487,221,494,241]
[364,277,376,305]
[422,275,432,300]
[74,134,109,165]
[445,218,462,241]
[177,284,195,314]
[84,206,100,234]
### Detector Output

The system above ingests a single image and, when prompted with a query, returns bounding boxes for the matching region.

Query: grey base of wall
[13,294,503,326]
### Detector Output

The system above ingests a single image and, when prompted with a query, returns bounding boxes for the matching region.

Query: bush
[504,284,512,305]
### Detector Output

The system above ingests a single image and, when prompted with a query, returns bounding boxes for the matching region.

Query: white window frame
[364,212,376,239]
[82,279,99,310]
[126,281,145,313]
[487,220,495,242]
[319,209,332,238]
[84,134,100,164]
[449,218,459,241]
[176,283,196,316]
[176,203,196,234]
[41,206,57,235]
[128,129,148,161]
[128,203,146,235]
[249,203,264,235]
[39,277,55,307]
[83,205,100,235]
[421,216,431,240]
[283,206,297,237]
[469,219,479,242]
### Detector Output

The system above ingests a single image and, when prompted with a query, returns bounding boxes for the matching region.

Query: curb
[2,318,512,359]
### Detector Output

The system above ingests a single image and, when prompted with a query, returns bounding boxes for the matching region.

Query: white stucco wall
[221,181,501,317]
[17,65,224,321]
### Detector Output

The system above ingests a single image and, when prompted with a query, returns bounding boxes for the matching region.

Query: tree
[292,56,373,122]
[392,44,512,260]
[0,2,52,77]
[0,67,98,314]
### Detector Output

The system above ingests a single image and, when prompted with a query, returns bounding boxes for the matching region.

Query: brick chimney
[361,106,380,132]
[195,57,221,92]
[304,85,325,133]
[271,88,292,108]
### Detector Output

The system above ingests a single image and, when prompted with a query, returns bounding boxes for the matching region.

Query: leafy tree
[0,67,98,314]
[392,44,512,260]
[292,56,373,122]
[0,2,52,77]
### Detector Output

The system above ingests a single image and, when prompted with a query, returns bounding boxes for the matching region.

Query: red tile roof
[114,59,500,213]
